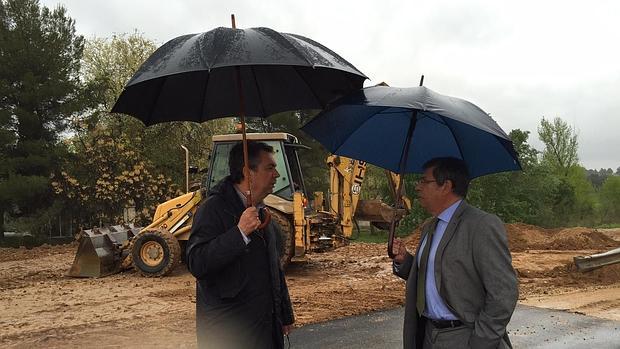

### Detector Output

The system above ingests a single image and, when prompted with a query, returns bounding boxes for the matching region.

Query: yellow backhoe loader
[68,132,409,278]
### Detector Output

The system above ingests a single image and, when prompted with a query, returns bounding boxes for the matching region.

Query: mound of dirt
[549,228,618,250]
[507,224,617,252]
[506,223,553,251]
[406,222,618,252]
[0,242,76,263]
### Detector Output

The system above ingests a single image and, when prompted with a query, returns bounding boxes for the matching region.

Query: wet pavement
[290,304,620,348]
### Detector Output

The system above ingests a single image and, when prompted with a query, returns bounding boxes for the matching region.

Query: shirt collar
[233,185,265,208]
[437,199,462,223]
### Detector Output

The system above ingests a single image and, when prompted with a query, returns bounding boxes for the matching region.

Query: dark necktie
[416,218,438,315]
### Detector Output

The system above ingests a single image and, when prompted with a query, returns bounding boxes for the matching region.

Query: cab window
[207,141,293,199]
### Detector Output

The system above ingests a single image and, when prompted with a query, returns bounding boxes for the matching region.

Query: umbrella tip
[419,75,424,86]
[231,14,236,29]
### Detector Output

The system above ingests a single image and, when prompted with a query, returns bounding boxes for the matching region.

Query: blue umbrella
[300,84,521,256]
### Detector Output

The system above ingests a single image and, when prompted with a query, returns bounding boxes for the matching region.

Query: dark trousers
[422,318,471,349]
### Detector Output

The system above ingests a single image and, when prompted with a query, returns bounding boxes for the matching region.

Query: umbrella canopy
[300,85,521,178]
[111,22,367,207]
[111,26,367,125]
[301,85,522,257]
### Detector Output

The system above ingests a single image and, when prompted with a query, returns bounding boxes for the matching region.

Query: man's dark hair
[423,157,470,198]
[229,141,274,184]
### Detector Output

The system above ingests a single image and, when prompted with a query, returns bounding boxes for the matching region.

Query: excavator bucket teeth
[67,225,141,278]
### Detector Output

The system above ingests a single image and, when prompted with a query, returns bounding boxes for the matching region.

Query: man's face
[415,167,449,215]
[250,150,279,202]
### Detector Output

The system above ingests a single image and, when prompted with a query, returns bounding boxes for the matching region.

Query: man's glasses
[415,178,437,186]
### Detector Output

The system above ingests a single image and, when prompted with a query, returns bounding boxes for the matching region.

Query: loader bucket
[67,225,140,278]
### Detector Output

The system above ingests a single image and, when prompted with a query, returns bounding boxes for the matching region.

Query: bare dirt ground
[1,225,619,348]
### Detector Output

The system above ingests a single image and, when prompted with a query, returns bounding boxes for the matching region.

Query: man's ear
[443,179,455,194]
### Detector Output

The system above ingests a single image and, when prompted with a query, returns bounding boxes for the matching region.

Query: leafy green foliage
[0,0,88,237]
[586,168,614,189]
[82,31,157,111]
[56,31,233,228]
[350,225,411,244]
[52,127,183,225]
[565,166,597,225]
[538,117,578,175]
[599,176,620,223]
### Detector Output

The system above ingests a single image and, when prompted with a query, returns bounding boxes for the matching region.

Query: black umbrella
[301,83,521,256]
[112,21,366,124]
[112,16,367,206]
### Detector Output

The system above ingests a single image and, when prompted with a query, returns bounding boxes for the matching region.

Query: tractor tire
[130,228,181,277]
[270,210,295,269]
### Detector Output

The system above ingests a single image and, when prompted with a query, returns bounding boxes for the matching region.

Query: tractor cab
[206,133,308,201]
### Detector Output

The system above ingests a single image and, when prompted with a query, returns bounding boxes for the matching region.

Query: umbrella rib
[250,66,268,118]
[398,110,417,174]
[498,136,522,169]
[441,117,467,161]
[145,77,168,125]
[278,31,315,67]
[418,110,447,125]
[199,70,211,121]
[292,66,324,108]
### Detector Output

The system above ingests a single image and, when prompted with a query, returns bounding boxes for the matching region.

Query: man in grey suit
[392,157,518,349]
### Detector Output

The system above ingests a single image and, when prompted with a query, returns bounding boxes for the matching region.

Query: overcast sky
[40,0,620,170]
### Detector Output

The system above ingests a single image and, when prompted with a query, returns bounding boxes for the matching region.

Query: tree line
[1,0,618,243]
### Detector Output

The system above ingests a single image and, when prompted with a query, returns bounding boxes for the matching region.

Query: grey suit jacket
[394,201,518,349]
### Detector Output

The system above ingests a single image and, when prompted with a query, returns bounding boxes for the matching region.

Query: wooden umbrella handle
[257,208,272,229]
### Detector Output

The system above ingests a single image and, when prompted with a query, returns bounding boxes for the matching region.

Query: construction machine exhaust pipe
[67,225,141,278]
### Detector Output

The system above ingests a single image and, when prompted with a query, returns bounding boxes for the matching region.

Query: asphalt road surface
[289,305,620,348]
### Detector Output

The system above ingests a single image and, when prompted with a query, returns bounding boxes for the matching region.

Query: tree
[599,176,620,223]
[52,127,183,226]
[53,32,233,228]
[565,166,597,225]
[0,0,87,238]
[537,117,579,176]
[467,129,557,226]
[508,129,539,170]
[80,31,232,182]
[586,168,613,189]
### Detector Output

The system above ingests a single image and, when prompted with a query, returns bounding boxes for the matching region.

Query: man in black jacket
[187,141,295,349]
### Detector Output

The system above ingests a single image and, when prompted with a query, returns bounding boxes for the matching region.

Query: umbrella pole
[239,111,253,207]
[388,76,424,257]
[232,14,253,207]
[388,111,417,258]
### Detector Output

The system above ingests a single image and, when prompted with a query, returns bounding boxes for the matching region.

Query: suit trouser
[421,320,512,349]
[422,319,471,349]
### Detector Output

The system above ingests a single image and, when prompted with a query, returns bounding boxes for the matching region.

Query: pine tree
[0,0,87,238]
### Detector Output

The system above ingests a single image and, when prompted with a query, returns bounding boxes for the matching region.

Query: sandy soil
[0,225,618,348]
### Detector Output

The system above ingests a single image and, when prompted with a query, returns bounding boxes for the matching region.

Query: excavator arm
[325,155,409,237]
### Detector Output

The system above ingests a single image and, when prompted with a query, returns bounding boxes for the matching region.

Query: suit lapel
[434,201,468,293]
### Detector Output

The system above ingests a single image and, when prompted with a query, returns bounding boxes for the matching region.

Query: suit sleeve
[469,214,519,349]
[186,198,248,279]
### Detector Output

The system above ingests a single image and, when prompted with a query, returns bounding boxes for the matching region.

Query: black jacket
[187,177,294,349]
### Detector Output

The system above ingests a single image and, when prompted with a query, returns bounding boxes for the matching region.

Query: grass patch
[349,226,411,244]
[596,223,620,229]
